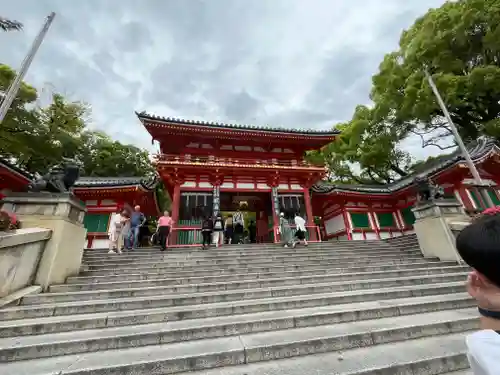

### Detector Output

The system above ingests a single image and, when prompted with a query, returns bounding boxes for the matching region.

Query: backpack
[202,219,213,230]
[214,220,222,230]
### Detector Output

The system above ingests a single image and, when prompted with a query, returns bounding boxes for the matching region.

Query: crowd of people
[107,205,309,252]
[108,205,147,254]
[197,209,308,250]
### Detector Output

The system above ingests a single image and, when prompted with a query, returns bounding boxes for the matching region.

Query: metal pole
[0,12,56,124]
[424,67,494,207]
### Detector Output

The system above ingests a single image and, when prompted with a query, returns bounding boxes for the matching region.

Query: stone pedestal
[1,193,87,290]
[411,199,470,263]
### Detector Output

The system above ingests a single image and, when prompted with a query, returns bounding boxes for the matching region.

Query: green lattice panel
[377,212,395,228]
[350,212,370,228]
[401,207,415,226]
[83,213,110,233]
[177,219,202,245]
[469,189,483,210]
[488,190,500,206]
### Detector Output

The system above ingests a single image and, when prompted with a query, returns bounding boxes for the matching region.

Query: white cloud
[1,0,448,160]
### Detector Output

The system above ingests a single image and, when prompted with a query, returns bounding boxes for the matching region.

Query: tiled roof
[312,137,500,195]
[0,157,33,181]
[136,111,339,136]
[73,175,159,191]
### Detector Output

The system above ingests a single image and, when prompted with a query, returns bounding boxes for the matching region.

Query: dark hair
[456,212,500,287]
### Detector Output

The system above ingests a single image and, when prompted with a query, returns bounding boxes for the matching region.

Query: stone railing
[0,228,51,299]
[412,199,470,263]
[1,192,87,292]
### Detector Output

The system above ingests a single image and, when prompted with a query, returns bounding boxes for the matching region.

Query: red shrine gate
[137,112,338,246]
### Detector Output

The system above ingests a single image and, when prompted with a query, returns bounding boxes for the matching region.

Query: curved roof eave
[312,137,499,195]
[136,110,340,137]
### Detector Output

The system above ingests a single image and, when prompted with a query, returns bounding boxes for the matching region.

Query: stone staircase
[0,234,475,374]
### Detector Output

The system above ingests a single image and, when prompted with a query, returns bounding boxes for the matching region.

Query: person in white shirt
[293,212,308,248]
[108,209,129,254]
[455,208,500,375]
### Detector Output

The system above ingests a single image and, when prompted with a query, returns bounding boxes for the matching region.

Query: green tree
[0,17,23,31]
[315,0,500,184]
[155,182,171,212]
[372,0,500,147]
[0,63,156,180]
[78,131,155,177]
[22,93,90,174]
[0,64,39,162]
[308,106,412,184]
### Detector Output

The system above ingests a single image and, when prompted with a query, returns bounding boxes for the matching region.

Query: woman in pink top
[157,210,173,251]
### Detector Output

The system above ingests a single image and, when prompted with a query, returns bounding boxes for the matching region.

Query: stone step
[82,248,422,265]
[67,260,459,284]
[81,253,425,271]
[0,312,474,373]
[80,256,428,273]
[173,332,469,375]
[83,242,399,253]
[0,281,466,321]
[0,302,476,361]
[79,255,433,276]
[83,245,419,257]
[83,246,403,256]
[49,265,469,293]
[84,246,422,258]
[83,243,418,255]
[0,292,474,338]
[20,272,467,306]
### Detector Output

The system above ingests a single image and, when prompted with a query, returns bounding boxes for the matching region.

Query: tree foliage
[0,17,23,31]
[0,63,153,178]
[313,0,500,184]
[78,131,155,177]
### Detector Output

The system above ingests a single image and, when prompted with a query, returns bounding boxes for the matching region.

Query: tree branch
[408,128,455,150]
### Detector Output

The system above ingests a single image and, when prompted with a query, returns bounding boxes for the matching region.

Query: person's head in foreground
[455,206,500,375]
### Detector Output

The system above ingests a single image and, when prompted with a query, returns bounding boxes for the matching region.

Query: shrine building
[2,124,500,246]
[136,111,338,245]
[312,137,500,241]
[0,158,33,200]
[0,160,159,248]
[72,176,160,248]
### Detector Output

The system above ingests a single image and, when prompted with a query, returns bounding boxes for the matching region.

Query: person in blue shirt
[125,205,145,250]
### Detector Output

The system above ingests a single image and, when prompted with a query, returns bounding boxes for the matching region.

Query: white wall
[324,214,345,235]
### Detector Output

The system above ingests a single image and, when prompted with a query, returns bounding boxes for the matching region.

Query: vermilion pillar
[171,183,181,223]
[171,182,181,244]
[303,187,317,241]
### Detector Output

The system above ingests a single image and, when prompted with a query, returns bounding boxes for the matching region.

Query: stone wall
[0,228,51,298]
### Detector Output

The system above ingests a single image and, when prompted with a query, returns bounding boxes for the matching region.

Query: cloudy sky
[1,0,447,159]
